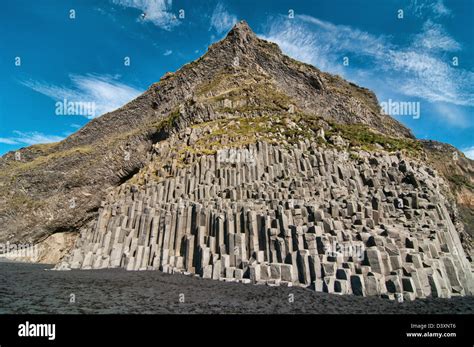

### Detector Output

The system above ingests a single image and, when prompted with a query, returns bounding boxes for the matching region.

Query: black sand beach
[1,262,473,314]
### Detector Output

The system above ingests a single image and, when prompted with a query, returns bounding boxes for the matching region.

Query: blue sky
[1,0,473,157]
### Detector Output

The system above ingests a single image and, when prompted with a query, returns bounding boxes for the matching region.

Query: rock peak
[230,20,252,33]
[225,20,257,45]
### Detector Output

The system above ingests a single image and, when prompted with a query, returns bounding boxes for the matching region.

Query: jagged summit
[231,19,252,32]
[0,20,472,275]
[221,20,264,53]
[227,20,255,39]
[205,21,411,137]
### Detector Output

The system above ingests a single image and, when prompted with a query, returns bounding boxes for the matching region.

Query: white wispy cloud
[432,103,470,128]
[0,138,19,145]
[163,49,173,56]
[462,146,474,160]
[21,74,143,119]
[260,12,474,125]
[261,19,337,74]
[413,20,461,51]
[261,15,388,75]
[0,131,65,146]
[210,3,238,34]
[411,0,452,18]
[112,0,179,30]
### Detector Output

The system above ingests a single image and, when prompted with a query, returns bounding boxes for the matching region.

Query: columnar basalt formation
[58,136,473,300]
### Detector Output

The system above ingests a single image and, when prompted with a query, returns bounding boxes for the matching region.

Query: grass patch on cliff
[8,192,42,209]
[447,174,474,192]
[103,108,182,149]
[3,145,94,174]
[191,115,314,149]
[148,107,181,132]
[197,69,293,113]
[325,123,422,155]
[197,69,234,96]
[188,112,421,163]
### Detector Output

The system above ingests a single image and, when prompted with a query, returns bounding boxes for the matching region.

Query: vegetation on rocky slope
[326,123,423,155]
[0,20,471,258]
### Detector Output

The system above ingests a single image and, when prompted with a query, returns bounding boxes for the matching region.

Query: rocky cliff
[1,21,473,299]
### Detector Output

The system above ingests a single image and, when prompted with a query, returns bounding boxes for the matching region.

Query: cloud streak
[210,3,238,34]
[21,74,143,119]
[112,0,179,30]
[413,20,461,51]
[260,12,474,126]
[462,146,474,160]
[0,131,65,146]
[410,0,452,18]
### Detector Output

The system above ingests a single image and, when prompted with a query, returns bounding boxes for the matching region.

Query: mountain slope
[0,21,413,244]
[1,22,473,300]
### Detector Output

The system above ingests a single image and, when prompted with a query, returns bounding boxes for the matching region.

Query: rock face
[0,232,77,264]
[57,133,473,299]
[422,140,474,253]
[2,21,474,299]
[0,21,412,244]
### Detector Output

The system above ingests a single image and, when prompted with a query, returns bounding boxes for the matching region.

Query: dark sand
[0,262,473,314]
